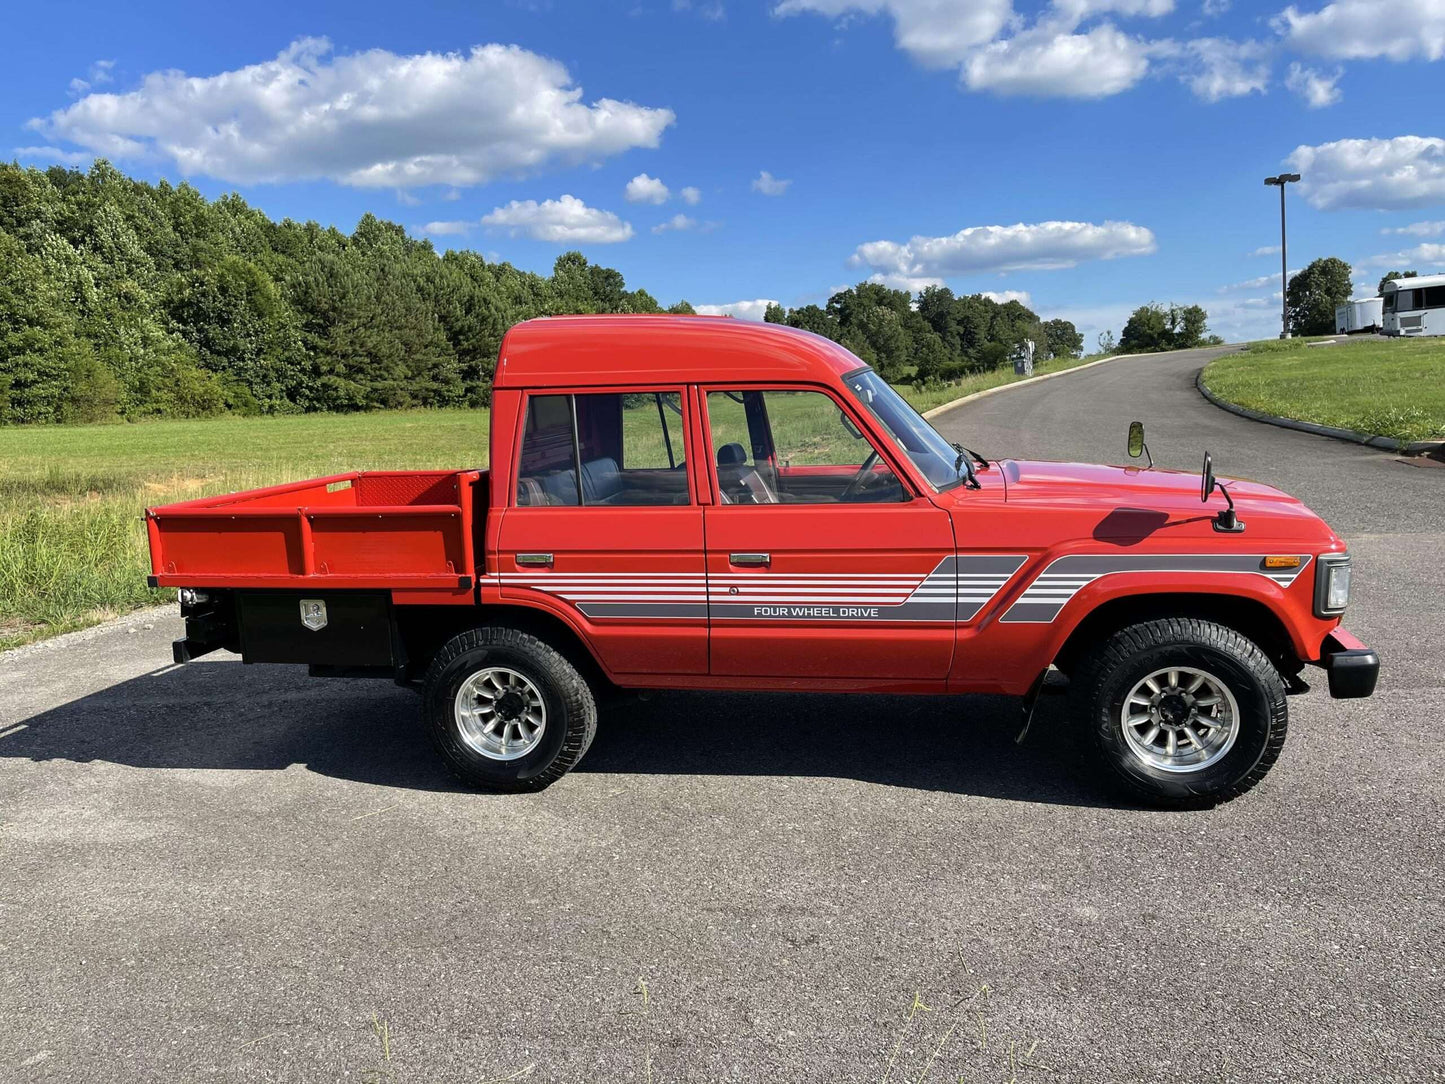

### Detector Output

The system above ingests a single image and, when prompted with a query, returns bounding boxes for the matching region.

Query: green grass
[1203,336,1445,445]
[0,410,490,649]
[0,360,1104,649]
[905,351,1110,414]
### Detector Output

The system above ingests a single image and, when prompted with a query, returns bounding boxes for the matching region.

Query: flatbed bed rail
[146,470,483,592]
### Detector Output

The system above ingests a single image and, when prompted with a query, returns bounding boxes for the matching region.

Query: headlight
[1314,554,1351,617]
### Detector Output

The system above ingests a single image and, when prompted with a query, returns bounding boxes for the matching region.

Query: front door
[701,386,957,680]
[498,388,706,677]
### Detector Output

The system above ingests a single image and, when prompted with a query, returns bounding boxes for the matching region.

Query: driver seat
[716,443,778,504]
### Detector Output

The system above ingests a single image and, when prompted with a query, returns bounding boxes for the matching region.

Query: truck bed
[146,470,484,594]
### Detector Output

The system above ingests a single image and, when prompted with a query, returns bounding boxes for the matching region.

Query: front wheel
[1075,618,1288,808]
[422,627,597,792]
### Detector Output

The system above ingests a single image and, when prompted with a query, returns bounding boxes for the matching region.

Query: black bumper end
[1323,643,1379,699]
[173,636,220,664]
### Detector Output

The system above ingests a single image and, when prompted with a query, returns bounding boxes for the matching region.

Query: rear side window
[515,392,691,507]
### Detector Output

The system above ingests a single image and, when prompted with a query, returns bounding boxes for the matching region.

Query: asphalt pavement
[2,345,1442,1082]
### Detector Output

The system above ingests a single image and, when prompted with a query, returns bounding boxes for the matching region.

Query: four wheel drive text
[146,315,1379,806]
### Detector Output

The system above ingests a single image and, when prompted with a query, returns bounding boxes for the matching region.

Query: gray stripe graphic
[1001,553,1313,623]
[515,554,1029,623]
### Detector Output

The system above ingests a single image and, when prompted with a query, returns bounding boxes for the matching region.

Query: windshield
[844,368,965,491]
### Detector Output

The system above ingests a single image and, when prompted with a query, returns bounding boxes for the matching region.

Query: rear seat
[580,457,622,503]
[516,457,622,506]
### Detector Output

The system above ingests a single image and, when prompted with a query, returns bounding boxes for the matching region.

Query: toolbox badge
[300,599,328,631]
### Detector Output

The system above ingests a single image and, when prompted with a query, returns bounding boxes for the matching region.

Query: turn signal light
[1264,556,1301,569]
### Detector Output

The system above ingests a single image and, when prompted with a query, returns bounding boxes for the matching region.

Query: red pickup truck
[147,315,1377,806]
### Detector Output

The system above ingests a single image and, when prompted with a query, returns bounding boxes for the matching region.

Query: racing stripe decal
[500,555,1028,621]
[1000,553,1313,624]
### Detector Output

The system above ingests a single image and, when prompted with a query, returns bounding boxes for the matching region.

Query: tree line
[0,161,1096,425]
[0,160,700,425]
[763,284,1082,384]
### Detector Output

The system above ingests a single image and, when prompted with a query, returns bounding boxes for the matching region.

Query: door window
[705,389,906,504]
[516,392,690,506]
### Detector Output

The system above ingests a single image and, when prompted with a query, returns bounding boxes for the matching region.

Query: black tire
[422,626,597,792]
[1075,618,1288,808]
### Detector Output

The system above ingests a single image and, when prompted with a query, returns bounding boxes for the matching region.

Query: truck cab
[148,316,1377,806]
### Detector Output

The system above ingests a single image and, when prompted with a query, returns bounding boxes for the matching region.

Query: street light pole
[1264,173,1301,339]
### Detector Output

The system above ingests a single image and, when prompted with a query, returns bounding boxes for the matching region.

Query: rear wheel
[422,627,597,792]
[1076,618,1288,807]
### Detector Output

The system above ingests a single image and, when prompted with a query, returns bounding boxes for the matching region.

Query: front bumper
[1319,628,1379,699]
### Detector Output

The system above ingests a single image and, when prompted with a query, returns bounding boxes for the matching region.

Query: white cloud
[27,38,674,189]
[13,146,95,166]
[69,59,116,96]
[674,0,727,18]
[779,1,1182,99]
[395,190,422,206]
[1284,62,1343,107]
[866,272,947,292]
[965,24,1155,98]
[1358,242,1445,268]
[775,0,1016,69]
[1383,220,1445,236]
[980,289,1034,305]
[417,220,473,236]
[1276,0,1445,62]
[680,185,702,205]
[752,170,792,195]
[625,172,670,204]
[694,299,779,320]
[1250,244,1281,256]
[1181,38,1270,101]
[481,194,633,243]
[652,213,698,233]
[1287,136,1445,211]
[1219,270,1298,291]
[851,219,1157,278]
[1202,0,1230,14]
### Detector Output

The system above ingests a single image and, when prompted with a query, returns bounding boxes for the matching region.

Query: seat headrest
[716,442,748,467]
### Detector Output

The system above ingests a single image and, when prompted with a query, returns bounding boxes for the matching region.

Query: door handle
[729,552,770,567]
[516,552,554,567]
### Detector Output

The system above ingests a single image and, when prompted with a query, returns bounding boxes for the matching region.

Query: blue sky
[6,0,1445,343]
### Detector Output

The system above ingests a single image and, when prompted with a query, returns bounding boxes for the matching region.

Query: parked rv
[1381,273,1445,337]
[1334,297,1383,335]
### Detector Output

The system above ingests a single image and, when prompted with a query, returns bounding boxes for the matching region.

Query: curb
[1195,370,1445,457]
[921,344,1241,421]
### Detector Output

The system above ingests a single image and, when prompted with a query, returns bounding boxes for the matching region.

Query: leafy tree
[763,302,786,324]
[1118,304,1173,354]
[1042,318,1083,359]
[1097,330,1116,354]
[1118,303,1214,354]
[1287,257,1352,337]
[1378,269,1418,295]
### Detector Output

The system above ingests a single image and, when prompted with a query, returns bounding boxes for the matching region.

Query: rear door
[498,387,707,677]
[701,385,957,680]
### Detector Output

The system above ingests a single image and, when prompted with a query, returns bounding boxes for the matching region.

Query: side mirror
[1202,451,1244,532]
[1126,421,1152,467]
[1127,421,1145,459]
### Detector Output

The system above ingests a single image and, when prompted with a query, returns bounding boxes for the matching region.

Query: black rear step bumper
[1320,630,1379,699]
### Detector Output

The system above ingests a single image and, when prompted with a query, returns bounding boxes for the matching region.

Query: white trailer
[1334,296,1383,334]
[1382,273,1445,337]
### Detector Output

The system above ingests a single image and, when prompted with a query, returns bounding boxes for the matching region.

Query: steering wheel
[840,450,880,501]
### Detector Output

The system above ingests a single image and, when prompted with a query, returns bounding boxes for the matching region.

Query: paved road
[3,347,1442,1083]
